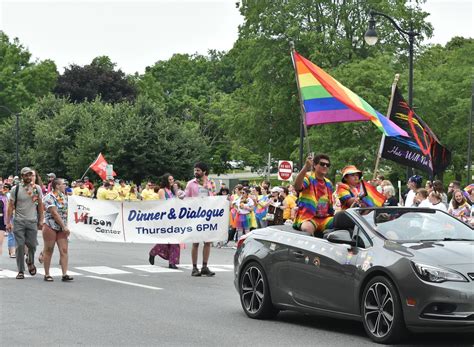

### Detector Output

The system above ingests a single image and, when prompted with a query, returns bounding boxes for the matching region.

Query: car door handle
[292,251,305,259]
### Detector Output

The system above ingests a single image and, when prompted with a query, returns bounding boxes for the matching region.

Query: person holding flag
[337,166,366,210]
[337,165,387,210]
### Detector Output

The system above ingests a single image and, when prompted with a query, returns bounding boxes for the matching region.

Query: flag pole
[290,42,311,161]
[373,74,400,180]
[80,153,101,180]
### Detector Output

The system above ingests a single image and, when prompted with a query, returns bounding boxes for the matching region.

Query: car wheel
[361,276,406,344]
[239,262,278,319]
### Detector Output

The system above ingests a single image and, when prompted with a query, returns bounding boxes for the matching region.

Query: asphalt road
[1,235,473,346]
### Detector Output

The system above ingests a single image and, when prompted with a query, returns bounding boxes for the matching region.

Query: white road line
[75,266,131,275]
[124,265,182,273]
[87,276,162,290]
[179,264,232,272]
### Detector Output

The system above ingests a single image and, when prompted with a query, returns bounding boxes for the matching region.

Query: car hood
[394,240,474,268]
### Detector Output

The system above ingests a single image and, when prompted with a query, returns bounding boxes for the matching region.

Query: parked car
[234,207,474,344]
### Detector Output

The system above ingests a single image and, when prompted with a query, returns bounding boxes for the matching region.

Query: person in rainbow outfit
[336,165,368,210]
[293,154,334,236]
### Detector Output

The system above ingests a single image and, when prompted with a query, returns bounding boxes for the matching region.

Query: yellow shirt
[283,195,296,220]
[147,192,160,201]
[125,192,138,201]
[141,188,156,201]
[117,185,130,200]
[73,187,91,197]
[96,186,107,200]
[104,189,119,201]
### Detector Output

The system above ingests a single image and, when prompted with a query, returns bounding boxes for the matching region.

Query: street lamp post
[0,105,20,176]
[364,10,419,179]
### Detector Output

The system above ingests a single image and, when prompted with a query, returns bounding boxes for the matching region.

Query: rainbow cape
[293,51,408,137]
[361,181,386,207]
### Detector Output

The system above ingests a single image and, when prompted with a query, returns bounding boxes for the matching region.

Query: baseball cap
[408,175,422,185]
[20,167,34,175]
[47,173,56,178]
[271,187,282,193]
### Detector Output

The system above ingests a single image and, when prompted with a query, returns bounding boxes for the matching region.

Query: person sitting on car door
[293,154,334,237]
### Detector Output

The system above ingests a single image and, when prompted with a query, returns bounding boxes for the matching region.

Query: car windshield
[357,208,474,242]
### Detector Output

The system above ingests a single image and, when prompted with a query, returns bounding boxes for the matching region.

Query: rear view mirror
[327,230,357,247]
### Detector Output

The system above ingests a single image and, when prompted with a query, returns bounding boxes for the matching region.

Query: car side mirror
[327,230,357,247]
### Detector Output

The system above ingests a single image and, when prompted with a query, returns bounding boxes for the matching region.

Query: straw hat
[341,165,362,183]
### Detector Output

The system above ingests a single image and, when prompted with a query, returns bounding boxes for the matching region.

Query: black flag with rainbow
[381,87,451,176]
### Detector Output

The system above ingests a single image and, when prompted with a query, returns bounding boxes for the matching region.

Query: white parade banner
[68,195,229,243]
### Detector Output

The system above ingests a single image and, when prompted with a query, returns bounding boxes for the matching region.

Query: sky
[0,0,472,74]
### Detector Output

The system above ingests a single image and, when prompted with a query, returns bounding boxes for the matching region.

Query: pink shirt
[185,178,215,198]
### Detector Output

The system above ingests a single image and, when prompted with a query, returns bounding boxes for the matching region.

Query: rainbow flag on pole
[293,51,408,137]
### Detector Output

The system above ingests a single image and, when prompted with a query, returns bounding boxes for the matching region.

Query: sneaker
[191,267,201,277]
[200,266,215,277]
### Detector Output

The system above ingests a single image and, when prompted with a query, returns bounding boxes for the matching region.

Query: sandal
[44,275,54,282]
[27,264,37,276]
[16,272,24,279]
[62,274,74,282]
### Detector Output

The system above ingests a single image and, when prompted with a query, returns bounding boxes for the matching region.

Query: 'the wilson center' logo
[73,212,121,234]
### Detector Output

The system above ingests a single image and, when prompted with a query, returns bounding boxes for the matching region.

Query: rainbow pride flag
[361,181,386,207]
[293,51,408,137]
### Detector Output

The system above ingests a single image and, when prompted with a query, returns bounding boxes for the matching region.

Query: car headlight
[412,262,467,283]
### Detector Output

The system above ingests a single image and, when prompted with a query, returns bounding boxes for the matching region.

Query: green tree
[225,0,434,167]
[415,37,474,182]
[0,31,58,119]
[54,57,137,104]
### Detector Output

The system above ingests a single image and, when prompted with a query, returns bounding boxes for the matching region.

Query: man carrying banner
[293,154,334,237]
[6,167,44,279]
[185,162,216,277]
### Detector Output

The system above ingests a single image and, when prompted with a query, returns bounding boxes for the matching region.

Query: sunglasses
[318,162,331,168]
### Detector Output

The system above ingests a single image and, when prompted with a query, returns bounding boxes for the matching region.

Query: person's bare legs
[202,242,211,264]
[0,230,4,257]
[300,221,316,236]
[57,238,68,275]
[42,240,55,277]
[192,243,199,265]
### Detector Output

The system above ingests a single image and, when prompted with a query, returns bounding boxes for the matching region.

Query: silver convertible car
[234,208,474,344]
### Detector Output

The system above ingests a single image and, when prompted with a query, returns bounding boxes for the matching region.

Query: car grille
[468,273,474,280]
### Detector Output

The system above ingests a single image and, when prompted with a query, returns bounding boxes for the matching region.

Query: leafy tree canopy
[0,31,57,119]
[54,56,137,104]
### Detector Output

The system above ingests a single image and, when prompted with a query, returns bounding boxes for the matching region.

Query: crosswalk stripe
[0,270,21,278]
[0,264,233,278]
[179,264,232,272]
[124,265,182,273]
[0,268,83,278]
[75,266,131,275]
[37,268,83,276]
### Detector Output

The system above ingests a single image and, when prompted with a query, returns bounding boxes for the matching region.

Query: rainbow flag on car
[293,51,408,137]
[361,181,386,207]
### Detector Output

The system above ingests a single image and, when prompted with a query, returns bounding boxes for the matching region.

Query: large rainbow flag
[293,51,408,137]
